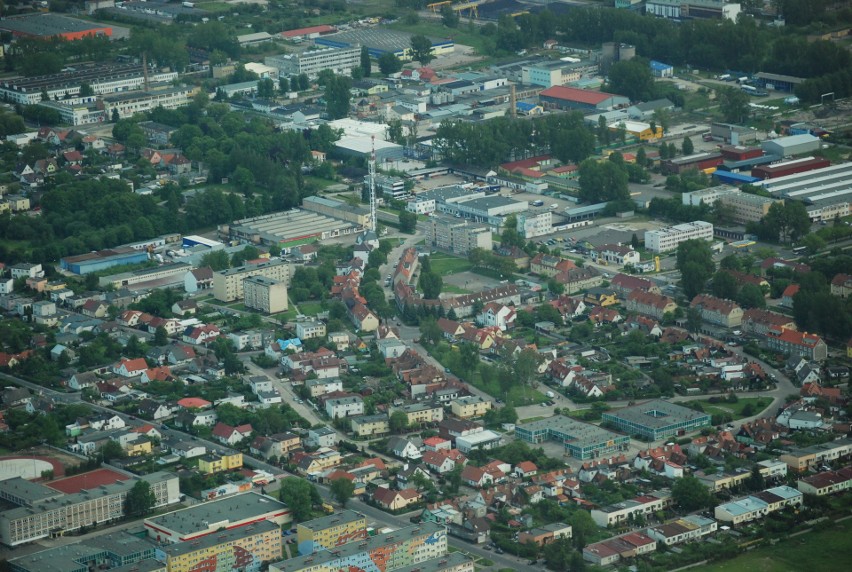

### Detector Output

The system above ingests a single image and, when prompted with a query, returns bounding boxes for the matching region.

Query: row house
[741,308,797,336]
[610,273,661,296]
[626,289,677,321]
[530,253,576,277]
[690,294,743,327]
[765,328,828,361]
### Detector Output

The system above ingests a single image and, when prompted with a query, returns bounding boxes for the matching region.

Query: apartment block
[198,452,243,475]
[425,215,492,256]
[450,396,492,419]
[296,319,327,339]
[212,260,291,302]
[266,47,361,78]
[295,510,367,555]
[243,275,289,313]
[270,522,448,572]
[690,294,743,328]
[158,520,282,572]
[716,191,782,224]
[0,472,179,546]
[396,403,444,425]
[644,221,713,253]
[351,414,391,437]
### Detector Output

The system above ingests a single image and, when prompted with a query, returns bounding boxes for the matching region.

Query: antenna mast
[369,136,377,232]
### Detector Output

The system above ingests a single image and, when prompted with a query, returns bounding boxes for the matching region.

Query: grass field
[429,252,473,276]
[701,519,852,572]
[389,21,494,55]
[689,396,772,420]
[295,301,324,316]
[441,284,472,295]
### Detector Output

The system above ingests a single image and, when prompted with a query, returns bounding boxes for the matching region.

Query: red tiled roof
[540,85,617,105]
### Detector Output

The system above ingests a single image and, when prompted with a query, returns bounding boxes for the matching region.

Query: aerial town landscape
[0,0,851,571]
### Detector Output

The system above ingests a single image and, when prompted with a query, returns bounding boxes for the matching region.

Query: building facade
[243,275,289,313]
[601,400,711,440]
[644,221,713,253]
[157,520,281,572]
[425,215,493,256]
[212,260,291,302]
[266,47,361,78]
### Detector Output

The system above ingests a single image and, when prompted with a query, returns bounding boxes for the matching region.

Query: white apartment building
[102,86,200,120]
[266,47,361,78]
[645,221,713,253]
[426,215,493,256]
[212,259,291,302]
[296,319,327,339]
[517,210,553,239]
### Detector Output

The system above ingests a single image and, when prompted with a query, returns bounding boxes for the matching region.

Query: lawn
[701,519,852,572]
[429,252,473,276]
[389,21,494,55]
[295,301,324,316]
[441,284,472,295]
[689,396,772,420]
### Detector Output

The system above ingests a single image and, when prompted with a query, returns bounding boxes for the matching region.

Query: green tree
[717,86,750,123]
[672,475,713,511]
[101,439,125,462]
[419,268,443,299]
[330,477,355,507]
[711,271,738,300]
[686,306,703,333]
[399,210,417,233]
[441,5,460,28]
[125,480,157,517]
[738,283,766,309]
[278,76,290,93]
[801,233,826,255]
[390,410,409,433]
[676,239,716,299]
[607,58,655,102]
[578,159,629,203]
[200,250,230,271]
[257,78,275,99]
[298,73,310,91]
[682,136,694,156]
[410,35,435,66]
[324,75,352,119]
[153,325,168,346]
[378,52,403,76]
[279,477,321,521]
[359,46,372,78]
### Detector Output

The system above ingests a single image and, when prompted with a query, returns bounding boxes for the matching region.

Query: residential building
[601,400,711,440]
[425,215,492,256]
[211,422,253,446]
[797,467,852,496]
[644,221,714,253]
[325,395,365,419]
[212,260,291,302]
[198,452,244,474]
[765,329,828,361]
[590,491,672,527]
[742,309,796,336]
[158,520,281,572]
[690,294,743,328]
[778,439,852,472]
[716,191,782,224]
[714,486,803,524]
[450,396,492,419]
[307,378,344,398]
[243,275,289,314]
[306,426,337,448]
[270,522,447,572]
[144,492,291,543]
[583,531,657,566]
[295,510,367,555]
[395,403,444,425]
[296,319,326,339]
[593,243,640,266]
[646,515,717,546]
[351,414,390,437]
[515,415,629,460]
[516,210,553,239]
[530,253,576,277]
[0,472,179,546]
[518,523,572,547]
[626,290,677,320]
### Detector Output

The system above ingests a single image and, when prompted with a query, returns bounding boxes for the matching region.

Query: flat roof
[317,28,451,53]
[46,468,131,494]
[458,196,526,211]
[517,415,623,447]
[0,477,63,504]
[297,509,365,532]
[540,85,620,105]
[160,520,278,557]
[230,210,358,243]
[603,399,710,429]
[145,491,287,535]
[392,552,475,572]
[0,13,109,37]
